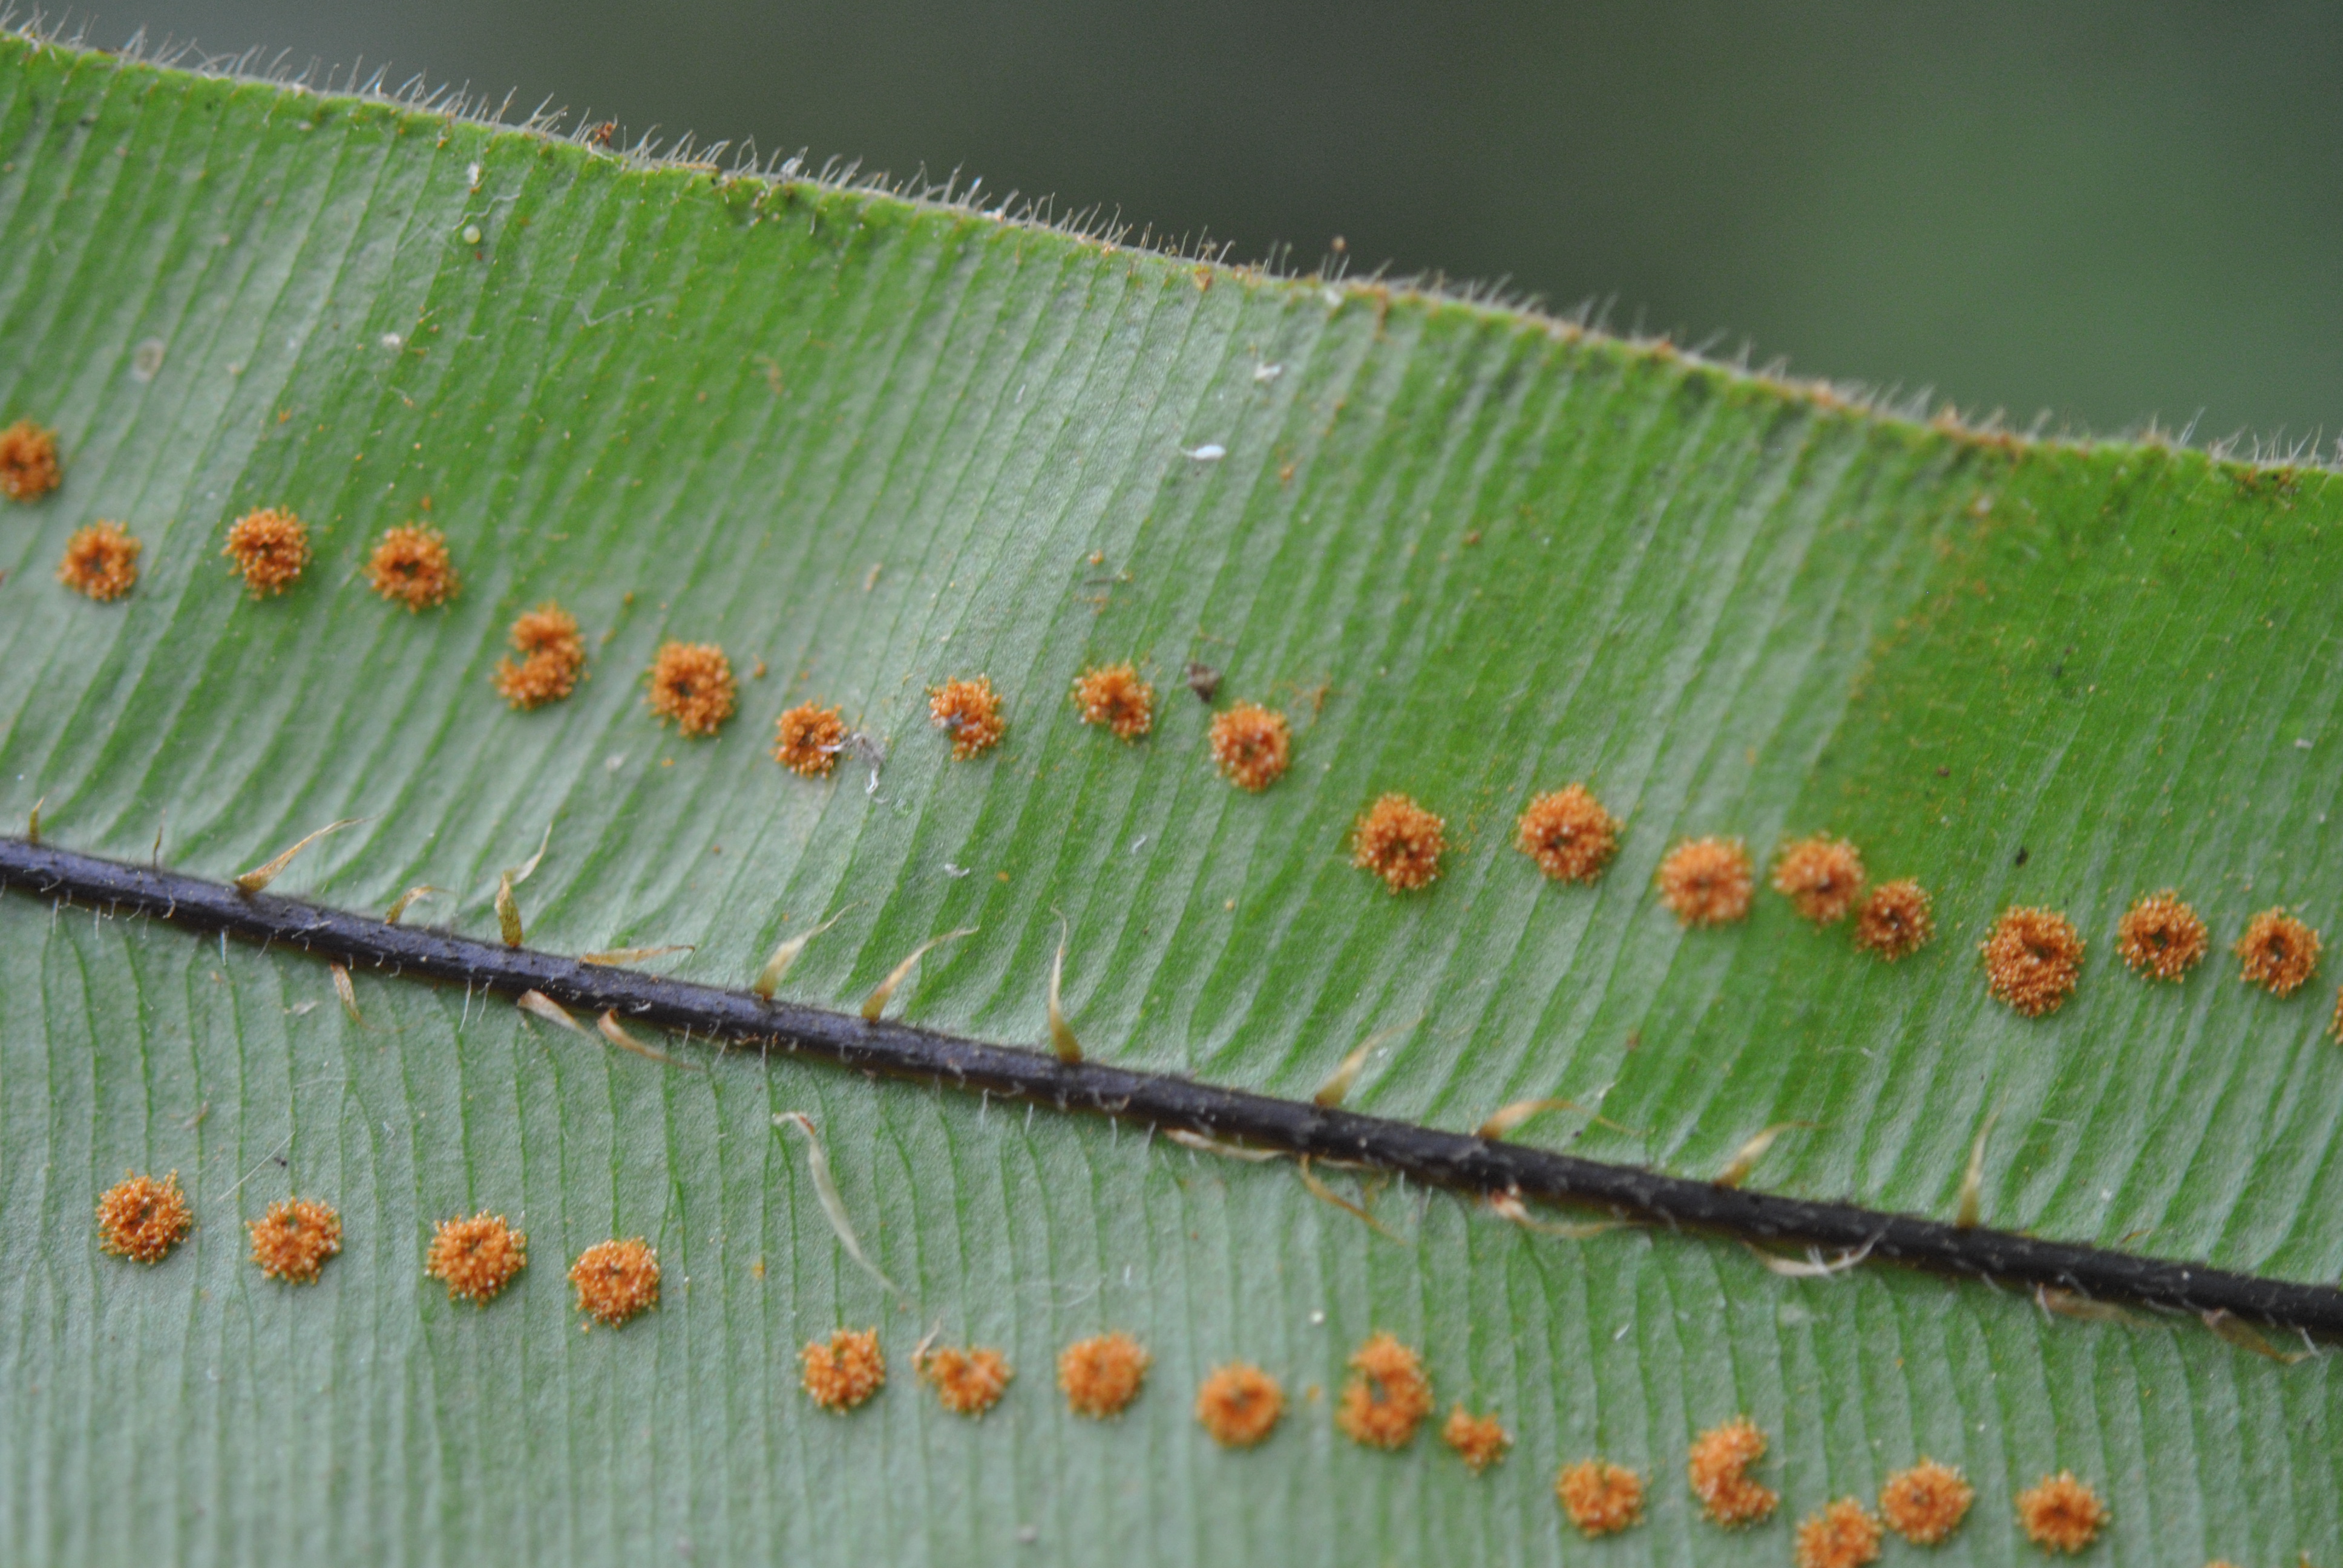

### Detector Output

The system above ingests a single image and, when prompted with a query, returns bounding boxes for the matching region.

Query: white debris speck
[605,753,628,773]
[467,162,482,192]
[2296,737,2313,750]
[943,863,973,878]
[379,332,404,351]
[1320,287,1343,308]
[1308,1309,1325,1326]
[1253,361,1283,384]
[1181,443,1227,462]
[130,338,166,382]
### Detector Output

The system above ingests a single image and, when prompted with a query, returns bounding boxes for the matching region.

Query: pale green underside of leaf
[0,36,2337,1566]
[4,908,2337,1566]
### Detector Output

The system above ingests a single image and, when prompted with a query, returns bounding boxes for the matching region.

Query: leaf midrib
[12,834,2339,1345]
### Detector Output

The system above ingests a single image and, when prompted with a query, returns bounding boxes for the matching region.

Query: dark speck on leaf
[1184,662,1222,703]
[2014,846,2030,867]
[1936,766,1950,778]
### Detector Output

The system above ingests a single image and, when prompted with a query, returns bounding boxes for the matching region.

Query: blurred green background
[76,0,2343,440]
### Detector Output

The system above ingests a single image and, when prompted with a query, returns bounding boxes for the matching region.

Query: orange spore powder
[802,1327,886,1412]
[1795,1497,1884,1568]
[425,1210,528,1305]
[366,524,459,610]
[1350,794,1446,894]
[1556,1459,1645,1537]
[773,701,846,776]
[96,1171,192,1263]
[56,521,140,601]
[1073,662,1154,740]
[223,507,310,595]
[646,641,737,737]
[568,1237,660,1326]
[247,1197,342,1284]
[2117,890,2207,981]
[1207,702,1291,792]
[929,676,1006,759]
[0,419,61,500]
[1058,1331,1150,1418]
[2015,1471,2107,1553]
[1688,1416,1778,1527]
[917,1343,1013,1416]
[1335,1331,1435,1448]
[494,602,586,709]
[1515,783,1620,883]
[2331,983,2343,1044]
[1854,878,1935,961]
[1440,1405,1510,1472]
[2234,908,2321,997]
[1879,1458,1973,1545]
[1980,907,2085,1017]
[1194,1362,1283,1447]
[1657,837,1754,927]
[1772,834,1866,924]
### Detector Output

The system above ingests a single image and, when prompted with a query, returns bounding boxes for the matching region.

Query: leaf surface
[0,36,2336,1566]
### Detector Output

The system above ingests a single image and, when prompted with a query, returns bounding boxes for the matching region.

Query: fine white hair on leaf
[1956,1107,2001,1229]
[507,822,554,885]
[382,884,445,924]
[232,816,370,893]
[581,943,694,967]
[220,1134,295,1201]
[1740,1238,1873,1278]
[861,927,977,1021]
[2033,1285,2131,1324]
[1486,1191,1617,1241]
[515,988,586,1034]
[775,1111,900,1299]
[2199,1309,2313,1365]
[755,907,850,999]
[1047,914,1080,1064]
[1162,1127,1282,1163]
[1478,1096,1579,1141]
[1714,1122,1810,1189]
[329,962,364,1027]
[597,1009,699,1070]
[490,823,554,947]
[1312,1021,1409,1109]
[1295,1157,1404,1242]
[1312,1040,1375,1109]
[1477,1094,1641,1141]
[839,732,885,796]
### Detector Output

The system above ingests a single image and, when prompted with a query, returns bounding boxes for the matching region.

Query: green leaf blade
[1,34,2339,1564]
